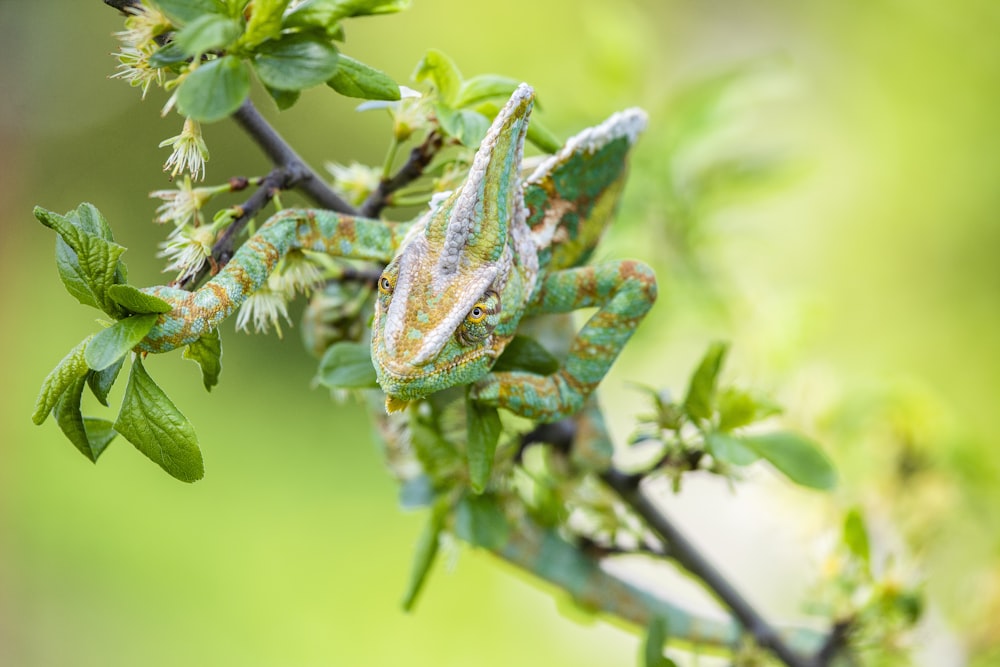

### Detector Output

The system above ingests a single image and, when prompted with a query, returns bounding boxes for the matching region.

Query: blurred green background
[2,1,999,665]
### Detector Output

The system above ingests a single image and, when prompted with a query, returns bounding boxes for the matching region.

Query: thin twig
[601,468,817,667]
[104,0,140,12]
[359,131,444,218]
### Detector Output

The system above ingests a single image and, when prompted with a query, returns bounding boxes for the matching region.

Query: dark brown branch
[359,131,444,218]
[104,0,140,13]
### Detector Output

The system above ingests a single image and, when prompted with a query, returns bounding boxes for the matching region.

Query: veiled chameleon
[116,84,654,422]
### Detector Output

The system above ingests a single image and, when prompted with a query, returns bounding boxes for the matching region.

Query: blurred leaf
[401,500,445,612]
[87,356,125,407]
[454,74,521,109]
[114,357,204,482]
[241,0,290,47]
[683,341,728,422]
[741,431,837,490]
[413,49,461,104]
[843,507,871,567]
[467,394,501,494]
[266,85,301,110]
[177,55,251,122]
[284,0,410,30]
[107,284,173,315]
[492,335,560,375]
[151,0,225,24]
[527,118,561,154]
[33,336,91,425]
[316,341,378,388]
[174,13,242,56]
[643,616,678,667]
[327,54,400,100]
[183,329,223,391]
[455,493,508,549]
[438,107,489,147]
[253,32,339,90]
[84,314,158,372]
[149,43,189,69]
[35,205,127,317]
[717,387,767,431]
[706,431,760,466]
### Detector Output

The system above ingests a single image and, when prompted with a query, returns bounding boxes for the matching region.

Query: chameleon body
[139,84,655,423]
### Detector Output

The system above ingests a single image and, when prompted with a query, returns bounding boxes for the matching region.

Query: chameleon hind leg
[473,259,657,422]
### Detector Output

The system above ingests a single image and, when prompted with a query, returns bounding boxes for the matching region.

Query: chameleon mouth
[373,344,494,401]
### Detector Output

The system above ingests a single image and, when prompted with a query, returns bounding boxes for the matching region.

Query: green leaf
[87,356,126,407]
[149,42,189,69]
[643,617,677,667]
[316,341,378,388]
[327,54,399,100]
[253,32,339,91]
[843,507,871,566]
[107,284,173,315]
[177,55,251,123]
[183,329,223,391]
[716,387,758,431]
[492,335,560,375]
[454,493,508,549]
[265,85,300,110]
[454,74,521,109]
[53,376,117,463]
[241,0,290,48]
[151,0,226,24]
[83,418,119,460]
[413,49,461,104]
[401,501,445,612]
[705,431,760,466]
[437,107,490,148]
[285,0,410,29]
[741,431,837,490]
[527,119,561,154]
[33,336,92,425]
[85,314,159,372]
[466,394,501,494]
[114,357,204,482]
[174,13,243,56]
[682,341,728,422]
[36,205,127,317]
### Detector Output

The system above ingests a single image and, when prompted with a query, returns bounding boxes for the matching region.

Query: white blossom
[236,288,291,336]
[158,225,215,277]
[159,117,209,181]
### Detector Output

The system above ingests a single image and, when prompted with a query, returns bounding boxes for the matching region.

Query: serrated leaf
[285,0,410,29]
[741,431,837,490]
[253,32,339,91]
[316,341,377,388]
[401,500,445,612]
[149,42,189,68]
[241,0,290,48]
[174,13,242,56]
[114,357,204,482]
[843,508,870,567]
[492,335,560,375]
[151,0,225,24]
[266,85,301,110]
[454,74,521,110]
[705,431,760,466]
[437,107,489,148]
[454,493,508,549]
[33,336,92,425]
[107,284,173,315]
[466,394,501,494]
[327,54,399,100]
[85,314,159,372]
[683,341,728,422]
[87,356,126,406]
[36,205,128,317]
[177,55,251,123]
[52,377,117,463]
[183,329,223,391]
[413,49,461,105]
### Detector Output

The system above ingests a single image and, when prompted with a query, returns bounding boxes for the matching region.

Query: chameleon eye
[468,304,487,323]
[378,275,394,294]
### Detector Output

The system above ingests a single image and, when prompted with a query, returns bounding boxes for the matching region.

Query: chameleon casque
[136,83,656,422]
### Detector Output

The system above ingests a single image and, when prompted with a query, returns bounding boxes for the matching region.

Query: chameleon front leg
[139,208,410,353]
[473,260,657,422]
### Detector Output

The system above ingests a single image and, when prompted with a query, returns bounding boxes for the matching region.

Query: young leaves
[740,431,837,490]
[252,33,340,90]
[401,500,446,612]
[315,341,378,389]
[183,329,223,391]
[327,54,400,100]
[177,56,252,123]
[85,314,159,372]
[114,357,204,482]
[643,617,679,667]
[466,392,502,494]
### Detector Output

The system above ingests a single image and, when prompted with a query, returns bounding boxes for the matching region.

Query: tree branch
[359,131,444,218]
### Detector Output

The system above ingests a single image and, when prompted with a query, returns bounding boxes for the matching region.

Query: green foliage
[466,393,502,494]
[401,500,446,612]
[327,54,400,100]
[315,341,378,389]
[85,314,159,372]
[177,55,252,122]
[642,617,678,667]
[183,329,223,391]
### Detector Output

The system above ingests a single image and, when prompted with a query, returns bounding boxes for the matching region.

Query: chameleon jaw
[384,394,410,414]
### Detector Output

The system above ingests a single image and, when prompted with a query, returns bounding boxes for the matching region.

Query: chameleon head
[371,84,535,411]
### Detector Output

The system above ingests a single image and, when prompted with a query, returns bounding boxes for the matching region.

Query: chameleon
[134,83,656,423]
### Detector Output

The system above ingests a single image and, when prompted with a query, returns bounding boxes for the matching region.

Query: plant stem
[359,131,444,218]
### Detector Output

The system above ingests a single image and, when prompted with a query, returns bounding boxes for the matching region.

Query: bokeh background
[2,1,999,665]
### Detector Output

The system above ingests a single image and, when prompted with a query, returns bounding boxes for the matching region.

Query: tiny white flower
[269,250,325,298]
[324,161,381,206]
[114,4,171,50]
[160,117,209,181]
[110,45,164,99]
[150,176,203,227]
[236,288,291,336]
[158,225,215,277]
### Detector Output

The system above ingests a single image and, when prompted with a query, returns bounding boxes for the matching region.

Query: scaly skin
[137,84,654,423]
